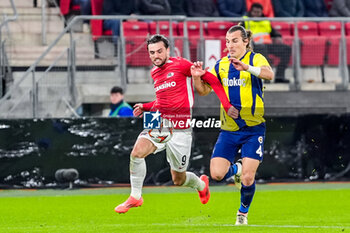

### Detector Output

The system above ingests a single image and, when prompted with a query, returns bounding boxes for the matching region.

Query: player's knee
[130,144,148,158]
[130,149,144,158]
[241,172,255,186]
[210,170,224,181]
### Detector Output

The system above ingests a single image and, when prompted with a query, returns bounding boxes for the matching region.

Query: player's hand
[133,103,144,117]
[191,61,209,79]
[227,105,239,119]
[229,58,248,71]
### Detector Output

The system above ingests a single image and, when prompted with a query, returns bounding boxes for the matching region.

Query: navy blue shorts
[212,124,265,163]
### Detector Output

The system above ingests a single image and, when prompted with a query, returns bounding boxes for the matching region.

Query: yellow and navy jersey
[210,51,270,132]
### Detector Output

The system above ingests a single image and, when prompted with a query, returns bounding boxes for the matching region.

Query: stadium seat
[178,21,206,37]
[325,36,350,66]
[91,0,112,41]
[149,21,178,36]
[295,22,318,37]
[178,21,206,61]
[173,39,184,57]
[319,21,341,36]
[123,21,151,66]
[300,36,327,66]
[282,35,294,65]
[60,0,80,15]
[345,22,350,35]
[206,21,235,37]
[206,22,235,58]
[271,21,292,36]
[123,21,149,36]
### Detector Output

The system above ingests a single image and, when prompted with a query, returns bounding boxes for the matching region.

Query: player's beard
[153,56,168,67]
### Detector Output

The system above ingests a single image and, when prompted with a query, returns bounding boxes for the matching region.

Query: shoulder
[170,57,193,72]
[251,52,270,66]
[172,57,192,65]
[151,66,158,73]
[215,56,229,67]
[252,52,268,61]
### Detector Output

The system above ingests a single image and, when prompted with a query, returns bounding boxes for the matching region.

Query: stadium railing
[0,0,17,98]
[0,15,350,118]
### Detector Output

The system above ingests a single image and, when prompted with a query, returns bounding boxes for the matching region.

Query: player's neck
[237,50,248,60]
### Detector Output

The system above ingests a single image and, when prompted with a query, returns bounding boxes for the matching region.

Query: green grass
[0,183,350,233]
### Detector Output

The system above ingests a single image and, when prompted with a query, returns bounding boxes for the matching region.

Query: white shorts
[138,129,192,172]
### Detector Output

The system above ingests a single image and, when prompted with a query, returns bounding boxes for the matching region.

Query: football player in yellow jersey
[191,25,274,225]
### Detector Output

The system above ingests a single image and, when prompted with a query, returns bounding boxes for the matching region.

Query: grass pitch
[0,183,349,233]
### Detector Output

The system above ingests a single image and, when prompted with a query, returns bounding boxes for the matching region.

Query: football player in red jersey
[115,34,238,213]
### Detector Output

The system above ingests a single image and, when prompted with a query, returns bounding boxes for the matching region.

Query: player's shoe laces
[235,212,248,225]
[198,175,210,204]
[226,159,242,190]
[114,196,143,213]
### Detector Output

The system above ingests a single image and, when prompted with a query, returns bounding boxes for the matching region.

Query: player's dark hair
[227,25,253,51]
[110,86,123,94]
[147,34,169,50]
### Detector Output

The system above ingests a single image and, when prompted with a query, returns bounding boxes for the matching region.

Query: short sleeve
[253,53,271,68]
[179,57,193,77]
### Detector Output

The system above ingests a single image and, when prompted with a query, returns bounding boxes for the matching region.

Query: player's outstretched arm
[191,61,212,96]
[200,71,239,119]
[191,61,239,119]
[229,57,274,81]
[133,100,156,117]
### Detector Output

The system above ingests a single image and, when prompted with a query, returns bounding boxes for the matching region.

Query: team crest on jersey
[258,136,263,143]
[167,72,174,78]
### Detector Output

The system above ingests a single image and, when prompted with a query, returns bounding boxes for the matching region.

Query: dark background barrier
[0,115,349,188]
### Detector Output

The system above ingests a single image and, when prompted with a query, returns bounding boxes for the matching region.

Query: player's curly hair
[227,24,253,51]
[147,34,169,50]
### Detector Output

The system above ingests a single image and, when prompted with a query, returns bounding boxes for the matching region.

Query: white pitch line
[148,223,350,229]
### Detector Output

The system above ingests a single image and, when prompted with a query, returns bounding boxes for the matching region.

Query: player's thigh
[212,130,241,163]
[132,133,158,158]
[136,129,166,157]
[241,134,264,161]
[166,130,192,172]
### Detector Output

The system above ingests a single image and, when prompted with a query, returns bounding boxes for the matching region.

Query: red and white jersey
[150,57,194,129]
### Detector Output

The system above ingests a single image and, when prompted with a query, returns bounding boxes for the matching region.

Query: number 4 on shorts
[256,145,263,157]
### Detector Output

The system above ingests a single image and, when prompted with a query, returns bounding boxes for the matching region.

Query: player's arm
[133,100,156,117]
[191,61,212,96]
[191,62,239,119]
[229,57,274,81]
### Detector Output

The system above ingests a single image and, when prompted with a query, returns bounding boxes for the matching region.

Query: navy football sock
[239,181,256,214]
[223,163,238,180]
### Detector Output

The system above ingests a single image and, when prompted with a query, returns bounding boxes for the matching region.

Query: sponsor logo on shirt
[155,81,176,92]
[167,72,174,78]
[222,77,246,87]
